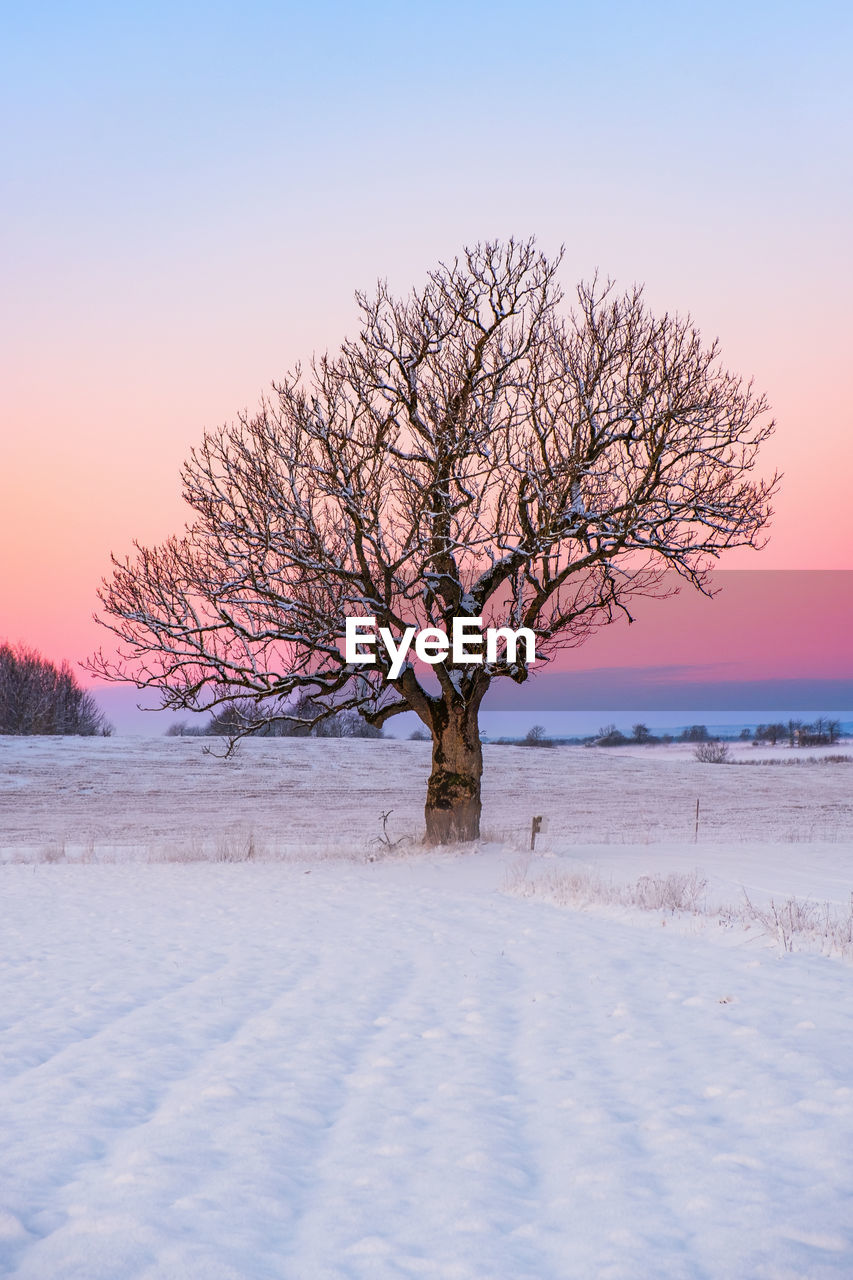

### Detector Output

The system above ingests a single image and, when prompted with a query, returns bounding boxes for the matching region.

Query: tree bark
[424,701,483,844]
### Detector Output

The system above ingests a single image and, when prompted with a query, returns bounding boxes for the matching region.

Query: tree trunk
[424,702,483,844]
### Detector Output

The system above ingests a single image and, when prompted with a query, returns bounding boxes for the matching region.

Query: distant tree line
[590,718,844,748]
[166,693,382,739]
[0,644,112,736]
[753,718,842,747]
[591,722,692,746]
[489,724,557,747]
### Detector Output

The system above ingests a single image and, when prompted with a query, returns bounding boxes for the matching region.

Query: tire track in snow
[1,888,419,1279]
[279,886,569,1279]
[2,863,852,1279]
[502,901,853,1279]
[0,950,316,1272]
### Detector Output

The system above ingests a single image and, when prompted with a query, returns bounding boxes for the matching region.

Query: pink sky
[1,292,849,676]
[549,572,852,679]
[2,3,851,684]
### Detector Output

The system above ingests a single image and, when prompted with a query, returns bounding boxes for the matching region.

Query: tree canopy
[91,239,778,840]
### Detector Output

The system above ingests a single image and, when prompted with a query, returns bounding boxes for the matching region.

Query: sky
[2,1,851,729]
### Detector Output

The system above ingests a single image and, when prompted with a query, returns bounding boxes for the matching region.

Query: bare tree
[681,725,711,743]
[594,724,629,747]
[90,239,777,842]
[522,724,553,747]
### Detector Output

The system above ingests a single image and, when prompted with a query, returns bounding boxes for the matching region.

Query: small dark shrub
[522,724,554,747]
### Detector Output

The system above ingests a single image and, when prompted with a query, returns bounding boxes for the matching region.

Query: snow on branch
[90,238,778,724]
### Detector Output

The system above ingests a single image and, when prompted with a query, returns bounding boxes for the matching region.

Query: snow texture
[1,737,852,1278]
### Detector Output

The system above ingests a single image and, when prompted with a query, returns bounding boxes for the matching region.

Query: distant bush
[165,720,204,737]
[749,718,843,747]
[753,722,786,745]
[694,741,730,764]
[203,701,264,737]
[174,692,383,739]
[593,724,628,747]
[681,724,710,743]
[795,717,842,747]
[522,724,554,748]
[0,643,112,736]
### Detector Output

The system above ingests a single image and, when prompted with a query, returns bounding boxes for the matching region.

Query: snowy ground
[2,735,851,863]
[1,738,852,1278]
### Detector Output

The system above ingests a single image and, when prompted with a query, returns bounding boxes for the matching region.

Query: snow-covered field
[3,735,851,863]
[1,737,852,1278]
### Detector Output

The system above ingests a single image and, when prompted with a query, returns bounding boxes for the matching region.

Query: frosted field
[1,738,852,1279]
[3,735,851,863]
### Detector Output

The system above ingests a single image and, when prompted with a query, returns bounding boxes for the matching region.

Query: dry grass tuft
[506,860,853,960]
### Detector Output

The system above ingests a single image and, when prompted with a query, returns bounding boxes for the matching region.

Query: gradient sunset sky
[2,1,851,712]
